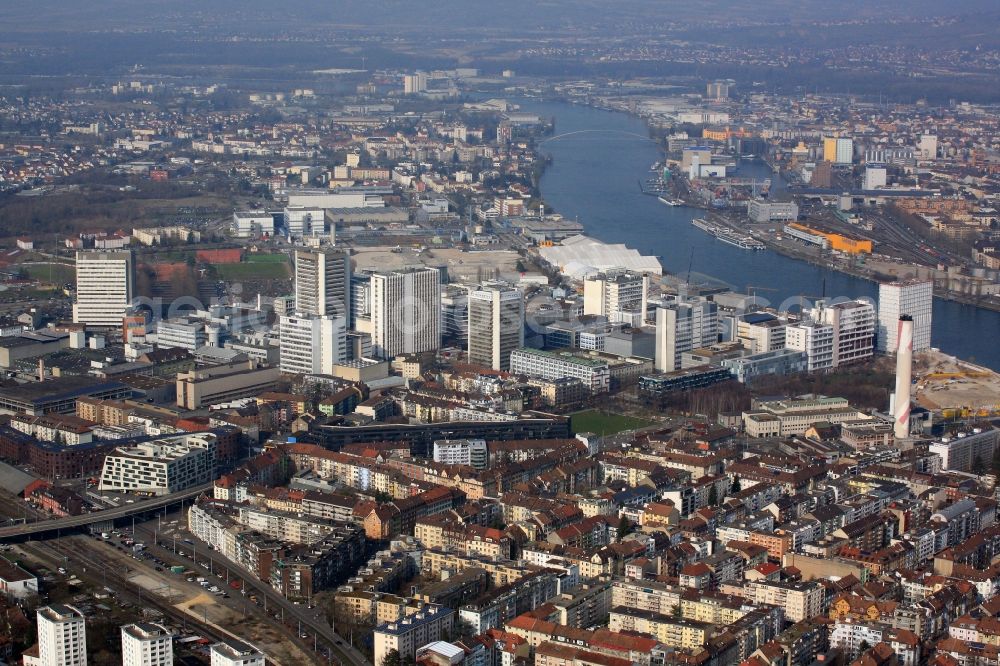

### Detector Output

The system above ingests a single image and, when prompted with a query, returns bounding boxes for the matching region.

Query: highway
[0,482,213,540]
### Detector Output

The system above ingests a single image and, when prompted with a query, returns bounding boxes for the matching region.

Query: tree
[708,484,719,506]
[731,477,742,493]
[973,454,986,476]
[992,445,1000,475]
[617,516,633,541]
[381,650,402,666]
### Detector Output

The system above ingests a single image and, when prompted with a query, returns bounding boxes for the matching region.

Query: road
[0,483,213,540]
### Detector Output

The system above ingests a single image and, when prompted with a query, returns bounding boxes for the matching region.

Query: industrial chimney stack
[893,315,914,440]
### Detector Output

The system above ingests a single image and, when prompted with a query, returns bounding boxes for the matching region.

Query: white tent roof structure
[539,235,662,279]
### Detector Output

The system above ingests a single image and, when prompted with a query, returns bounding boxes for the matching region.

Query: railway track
[21,536,238,648]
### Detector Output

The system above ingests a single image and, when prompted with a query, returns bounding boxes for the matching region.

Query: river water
[524,99,999,370]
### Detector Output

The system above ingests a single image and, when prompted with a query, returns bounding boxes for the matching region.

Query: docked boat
[691,218,766,250]
[692,218,714,232]
[716,232,766,250]
[658,196,685,206]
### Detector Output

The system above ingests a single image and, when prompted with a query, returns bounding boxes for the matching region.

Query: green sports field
[570,409,653,435]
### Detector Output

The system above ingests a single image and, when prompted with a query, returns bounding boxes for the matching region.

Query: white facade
[929,428,1000,472]
[863,165,887,190]
[279,314,346,375]
[747,200,799,223]
[918,135,938,161]
[294,249,351,321]
[467,283,524,371]
[746,580,822,623]
[878,280,932,353]
[370,268,441,359]
[404,72,428,94]
[286,189,383,209]
[433,439,488,469]
[583,271,649,321]
[99,433,216,496]
[785,321,834,371]
[156,317,206,351]
[817,300,876,366]
[509,348,610,393]
[654,300,719,372]
[210,640,265,666]
[374,606,454,666]
[121,623,173,666]
[283,206,325,238]
[33,605,87,666]
[73,251,134,327]
[233,211,275,238]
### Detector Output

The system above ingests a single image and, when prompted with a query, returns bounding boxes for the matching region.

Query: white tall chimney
[893,315,914,440]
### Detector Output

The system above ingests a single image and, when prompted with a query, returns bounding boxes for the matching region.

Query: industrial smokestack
[893,315,914,440]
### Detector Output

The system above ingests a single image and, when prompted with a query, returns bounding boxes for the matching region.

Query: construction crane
[745,285,778,298]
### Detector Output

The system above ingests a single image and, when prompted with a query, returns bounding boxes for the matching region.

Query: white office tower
[878,279,932,353]
[294,249,351,322]
[370,267,441,359]
[210,640,265,666]
[467,283,524,371]
[403,72,428,94]
[279,314,346,375]
[785,321,835,372]
[817,299,876,366]
[28,605,87,666]
[72,250,134,327]
[121,623,173,666]
[583,270,650,324]
[918,134,938,160]
[654,300,719,372]
[893,316,914,440]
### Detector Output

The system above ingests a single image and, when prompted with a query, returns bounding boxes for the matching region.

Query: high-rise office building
[279,314,346,375]
[26,605,87,666]
[654,300,719,373]
[583,270,649,324]
[878,279,932,353]
[822,137,854,165]
[370,268,441,359]
[350,274,371,329]
[73,250,134,327]
[787,300,876,369]
[441,285,469,343]
[817,300,876,366]
[121,623,173,666]
[403,72,428,94]
[918,135,938,161]
[467,283,524,371]
[294,249,351,322]
[706,79,733,100]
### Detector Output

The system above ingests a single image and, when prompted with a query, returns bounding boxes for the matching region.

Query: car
[155,567,164,572]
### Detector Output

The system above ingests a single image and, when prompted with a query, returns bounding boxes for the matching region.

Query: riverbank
[692,206,1000,313]
[526,96,1000,369]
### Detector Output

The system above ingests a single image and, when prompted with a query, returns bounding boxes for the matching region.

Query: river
[524,99,1000,371]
